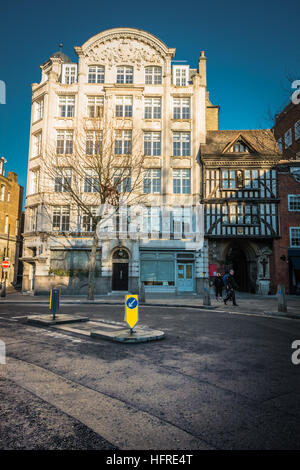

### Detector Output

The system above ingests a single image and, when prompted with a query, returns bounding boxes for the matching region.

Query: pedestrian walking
[214,273,224,301]
[223,271,229,288]
[223,269,239,306]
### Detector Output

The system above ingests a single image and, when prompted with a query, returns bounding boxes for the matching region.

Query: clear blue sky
[0,0,299,192]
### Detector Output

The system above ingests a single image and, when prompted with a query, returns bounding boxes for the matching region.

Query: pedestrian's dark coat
[225,274,238,290]
[214,277,224,289]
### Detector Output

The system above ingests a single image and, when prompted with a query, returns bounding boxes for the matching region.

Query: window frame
[56,130,73,155]
[62,64,78,84]
[115,96,133,117]
[113,168,131,193]
[33,132,42,157]
[52,206,70,232]
[87,95,104,118]
[172,65,189,86]
[284,128,292,148]
[83,169,100,193]
[172,169,191,194]
[288,195,300,211]
[34,98,44,122]
[143,169,161,194]
[88,66,105,84]
[58,95,75,118]
[290,227,300,247]
[114,130,132,155]
[86,131,103,156]
[173,97,191,119]
[82,207,97,232]
[145,66,162,85]
[172,132,191,157]
[116,66,133,84]
[144,97,162,119]
[54,168,72,193]
[144,132,161,156]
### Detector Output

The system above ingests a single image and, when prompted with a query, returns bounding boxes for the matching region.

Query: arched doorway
[112,248,129,291]
[225,244,249,292]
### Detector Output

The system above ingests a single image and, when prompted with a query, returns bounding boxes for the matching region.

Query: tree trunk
[87,232,99,300]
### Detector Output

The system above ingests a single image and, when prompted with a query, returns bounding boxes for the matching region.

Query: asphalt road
[0,302,300,450]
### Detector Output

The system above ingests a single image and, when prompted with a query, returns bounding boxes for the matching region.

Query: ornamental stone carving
[84,38,164,70]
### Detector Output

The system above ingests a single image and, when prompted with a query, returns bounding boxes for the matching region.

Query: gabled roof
[222,133,257,154]
[201,129,282,156]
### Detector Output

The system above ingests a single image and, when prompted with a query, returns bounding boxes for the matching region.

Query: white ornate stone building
[22,27,219,295]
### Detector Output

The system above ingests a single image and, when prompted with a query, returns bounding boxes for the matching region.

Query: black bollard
[50,288,60,320]
[277,284,287,313]
[203,279,211,306]
[139,282,145,303]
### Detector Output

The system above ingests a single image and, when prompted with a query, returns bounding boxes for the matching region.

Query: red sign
[1,260,10,269]
[209,264,217,277]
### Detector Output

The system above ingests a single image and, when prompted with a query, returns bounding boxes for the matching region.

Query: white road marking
[24,327,82,343]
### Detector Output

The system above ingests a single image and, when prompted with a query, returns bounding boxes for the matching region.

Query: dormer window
[173,65,189,86]
[62,64,77,84]
[230,140,250,153]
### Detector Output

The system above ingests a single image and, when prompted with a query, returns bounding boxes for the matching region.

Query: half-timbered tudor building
[201,130,282,294]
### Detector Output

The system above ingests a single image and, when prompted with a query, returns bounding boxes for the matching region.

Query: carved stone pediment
[85,37,164,70]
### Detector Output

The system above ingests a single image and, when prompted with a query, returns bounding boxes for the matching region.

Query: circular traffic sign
[1,260,10,269]
[126,297,138,309]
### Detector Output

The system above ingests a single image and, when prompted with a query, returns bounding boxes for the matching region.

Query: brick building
[0,157,24,288]
[273,101,300,160]
[270,161,300,294]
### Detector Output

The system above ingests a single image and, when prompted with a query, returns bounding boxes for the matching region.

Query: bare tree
[42,114,146,300]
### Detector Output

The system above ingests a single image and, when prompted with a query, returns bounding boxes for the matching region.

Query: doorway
[112,263,128,291]
[112,248,129,291]
[176,263,194,291]
[225,245,249,291]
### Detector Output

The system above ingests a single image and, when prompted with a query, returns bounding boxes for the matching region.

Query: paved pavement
[2,291,300,317]
[0,299,300,449]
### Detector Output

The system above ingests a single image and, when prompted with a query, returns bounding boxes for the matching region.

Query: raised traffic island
[26,314,89,326]
[90,324,165,343]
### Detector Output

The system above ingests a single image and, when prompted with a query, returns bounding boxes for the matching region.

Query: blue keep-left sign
[125,295,139,329]
[126,297,138,309]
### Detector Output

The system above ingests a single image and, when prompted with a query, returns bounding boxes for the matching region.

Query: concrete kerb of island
[90,325,165,343]
[26,314,89,326]
[26,315,165,343]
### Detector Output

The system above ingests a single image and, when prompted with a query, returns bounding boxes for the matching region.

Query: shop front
[140,250,195,293]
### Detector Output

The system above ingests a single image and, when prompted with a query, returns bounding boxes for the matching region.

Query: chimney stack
[0,157,5,176]
[198,51,207,87]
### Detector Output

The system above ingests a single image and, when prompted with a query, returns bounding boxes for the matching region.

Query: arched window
[113,248,129,260]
